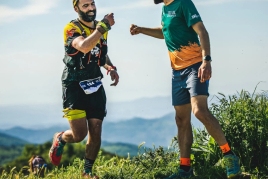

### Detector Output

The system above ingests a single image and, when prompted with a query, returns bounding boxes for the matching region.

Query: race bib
[79,77,102,94]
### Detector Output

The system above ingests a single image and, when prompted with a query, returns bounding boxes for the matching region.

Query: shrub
[210,89,268,175]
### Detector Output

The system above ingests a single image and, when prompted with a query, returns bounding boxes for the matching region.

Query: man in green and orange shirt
[130,0,241,178]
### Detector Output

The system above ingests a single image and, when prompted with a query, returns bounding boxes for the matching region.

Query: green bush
[210,89,268,175]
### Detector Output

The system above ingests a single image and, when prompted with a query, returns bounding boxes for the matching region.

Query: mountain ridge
[0,132,29,147]
[0,112,203,147]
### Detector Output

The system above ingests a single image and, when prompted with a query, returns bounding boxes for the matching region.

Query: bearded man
[49,0,119,178]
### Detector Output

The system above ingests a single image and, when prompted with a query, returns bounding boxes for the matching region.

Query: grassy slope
[0,133,28,166]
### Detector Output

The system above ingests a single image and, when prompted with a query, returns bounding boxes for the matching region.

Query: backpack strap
[71,19,87,38]
[71,19,99,38]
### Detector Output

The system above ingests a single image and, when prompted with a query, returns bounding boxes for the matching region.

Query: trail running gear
[165,168,194,179]
[172,62,209,106]
[62,19,107,83]
[161,0,203,70]
[63,108,86,120]
[62,84,107,121]
[220,143,231,153]
[223,154,241,178]
[49,132,65,166]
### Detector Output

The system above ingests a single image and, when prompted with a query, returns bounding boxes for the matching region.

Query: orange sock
[180,158,191,166]
[220,143,231,153]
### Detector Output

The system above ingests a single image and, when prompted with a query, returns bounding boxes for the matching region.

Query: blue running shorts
[172,62,209,106]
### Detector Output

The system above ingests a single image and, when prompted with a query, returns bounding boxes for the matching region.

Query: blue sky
[0,0,268,107]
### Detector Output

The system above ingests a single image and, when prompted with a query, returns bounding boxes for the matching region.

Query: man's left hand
[110,70,119,86]
[198,61,212,83]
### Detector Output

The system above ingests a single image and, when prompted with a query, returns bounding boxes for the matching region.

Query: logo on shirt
[191,14,200,19]
[91,46,100,57]
[167,11,176,18]
[66,28,76,37]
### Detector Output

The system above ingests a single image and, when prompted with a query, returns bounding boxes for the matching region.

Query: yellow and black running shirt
[62,20,108,83]
[162,0,202,70]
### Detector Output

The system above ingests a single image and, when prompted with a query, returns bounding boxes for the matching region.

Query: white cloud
[96,0,268,12]
[96,1,154,15]
[116,1,152,9]
[0,0,60,24]
[195,0,268,6]
[100,0,268,8]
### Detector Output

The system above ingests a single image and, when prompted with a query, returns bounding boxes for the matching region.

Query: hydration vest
[62,19,107,83]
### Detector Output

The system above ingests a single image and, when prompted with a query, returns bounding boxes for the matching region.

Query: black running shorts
[62,82,107,120]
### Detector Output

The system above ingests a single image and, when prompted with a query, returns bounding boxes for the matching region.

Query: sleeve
[181,0,202,27]
[63,23,82,56]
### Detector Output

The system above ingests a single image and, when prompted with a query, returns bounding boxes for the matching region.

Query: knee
[175,115,182,124]
[175,115,190,128]
[73,131,87,142]
[192,106,210,122]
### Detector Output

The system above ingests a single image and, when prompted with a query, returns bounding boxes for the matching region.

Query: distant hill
[102,113,178,147]
[0,95,205,148]
[0,132,145,167]
[0,113,202,147]
[0,96,174,129]
[0,126,68,144]
[0,132,28,147]
[101,141,147,157]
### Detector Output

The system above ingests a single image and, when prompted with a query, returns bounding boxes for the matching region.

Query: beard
[78,8,97,22]
[154,0,163,4]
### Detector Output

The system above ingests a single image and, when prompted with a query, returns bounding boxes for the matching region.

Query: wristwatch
[203,55,212,62]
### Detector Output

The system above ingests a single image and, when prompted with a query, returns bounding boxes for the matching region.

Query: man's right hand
[130,24,141,35]
[104,13,115,26]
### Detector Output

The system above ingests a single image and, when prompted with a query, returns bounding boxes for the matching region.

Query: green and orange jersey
[161,0,202,70]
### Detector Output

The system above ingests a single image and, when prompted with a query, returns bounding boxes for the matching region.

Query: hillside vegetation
[0,133,28,165]
[0,89,267,178]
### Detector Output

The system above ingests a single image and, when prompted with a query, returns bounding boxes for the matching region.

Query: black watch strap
[203,55,212,62]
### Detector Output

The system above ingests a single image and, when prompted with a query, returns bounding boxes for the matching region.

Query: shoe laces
[225,157,234,168]
[224,156,239,172]
[51,137,64,156]
[56,142,65,155]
